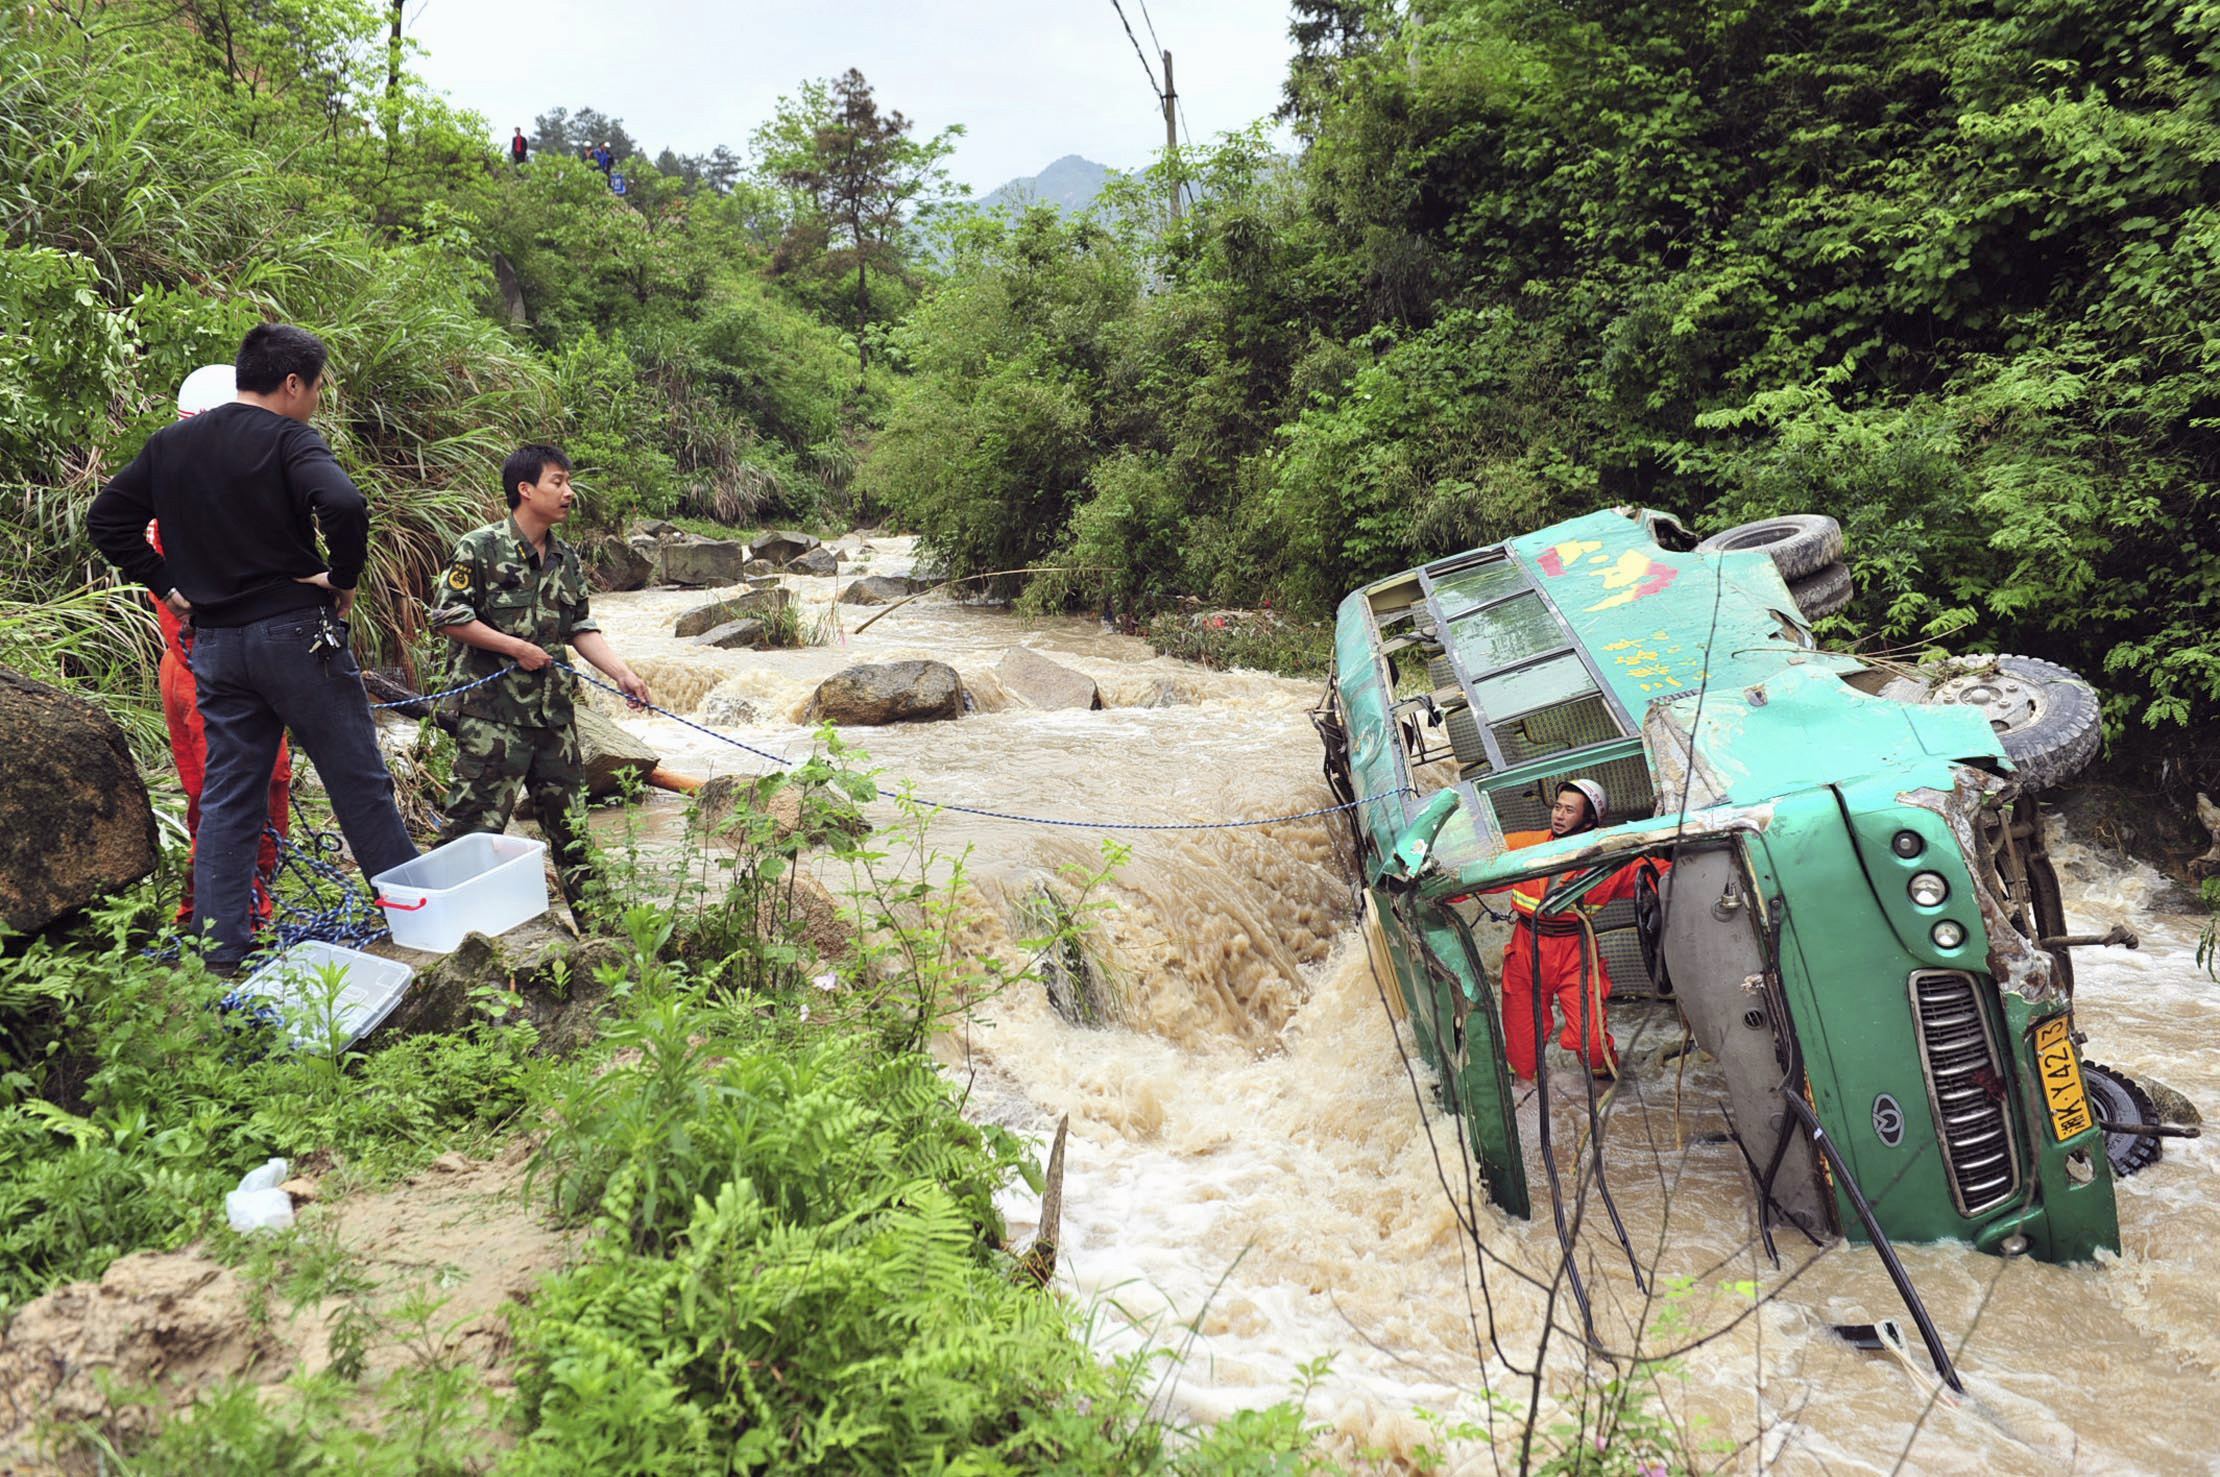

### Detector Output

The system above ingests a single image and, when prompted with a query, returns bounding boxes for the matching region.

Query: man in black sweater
[88,323,418,970]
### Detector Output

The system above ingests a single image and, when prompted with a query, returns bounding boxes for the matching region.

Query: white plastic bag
[225,1157,294,1233]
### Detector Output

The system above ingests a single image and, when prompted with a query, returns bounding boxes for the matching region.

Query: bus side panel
[1369,888,1531,1221]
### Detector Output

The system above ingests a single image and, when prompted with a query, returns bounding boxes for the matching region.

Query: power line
[1106,0,1163,98]
[1132,0,1166,59]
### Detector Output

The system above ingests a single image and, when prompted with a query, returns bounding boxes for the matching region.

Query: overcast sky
[405,0,1297,196]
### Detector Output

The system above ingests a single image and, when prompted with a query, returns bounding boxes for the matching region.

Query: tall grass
[0,9,554,693]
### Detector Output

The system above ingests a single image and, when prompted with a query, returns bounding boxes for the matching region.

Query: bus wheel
[1788,561,1853,620]
[1695,513,1844,580]
[1879,654,2101,789]
[2081,1062,2164,1177]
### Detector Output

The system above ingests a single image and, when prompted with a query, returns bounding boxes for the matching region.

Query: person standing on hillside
[510,127,529,167]
[146,364,293,931]
[427,444,650,917]
[88,323,419,973]
[591,141,613,177]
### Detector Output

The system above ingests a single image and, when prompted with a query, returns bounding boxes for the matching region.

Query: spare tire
[1696,514,1844,581]
[1879,654,2101,789]
[2081,1062,2163,1177]
[1787,561,1853,620]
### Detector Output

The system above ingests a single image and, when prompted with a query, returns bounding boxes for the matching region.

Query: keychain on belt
[308,605,350,668]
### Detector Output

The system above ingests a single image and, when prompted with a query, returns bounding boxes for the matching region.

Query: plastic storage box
[239,941,414,1050]
[371,834,549,952]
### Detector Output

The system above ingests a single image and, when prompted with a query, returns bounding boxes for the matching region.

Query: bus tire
[1695,513,1844,581]
[1788,561,1853,620]
[1880,654,2100,789]
[2081,1062,2163,1177]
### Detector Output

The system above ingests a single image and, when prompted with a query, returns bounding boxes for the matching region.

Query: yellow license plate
[2034,1015,2093,1140]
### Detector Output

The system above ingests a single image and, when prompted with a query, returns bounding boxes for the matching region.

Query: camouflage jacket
[428,516,600,727]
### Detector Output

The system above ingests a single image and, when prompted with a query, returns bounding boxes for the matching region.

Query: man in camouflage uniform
[428,444,650,913]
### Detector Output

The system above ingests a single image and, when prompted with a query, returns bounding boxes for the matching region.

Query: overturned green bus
[1320,506,2151,1293]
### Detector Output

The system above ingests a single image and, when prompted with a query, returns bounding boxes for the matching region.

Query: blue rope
[545,659,1418,832]
[262,798,389,948]
[368,665,510,709]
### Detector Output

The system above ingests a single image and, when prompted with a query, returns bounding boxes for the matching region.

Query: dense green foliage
[869,0,2220,781]
[0,0,878,700]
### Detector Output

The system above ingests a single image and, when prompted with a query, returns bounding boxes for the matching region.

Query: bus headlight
[1931,920,1967,950]
[1908,872,1950,907]
[1891,829,1925,858]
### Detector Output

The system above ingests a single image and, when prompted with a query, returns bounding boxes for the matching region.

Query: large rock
[997,646,1102,711]
[575,704,659,797]
[837,574,926,606]
[372,913,625,1055]
[804,661,964,725]
[787,546,840,576]
[657,538,753,588]
[0,668,158,932]
[694,773,869,846]
[630,519,682,541]
[752,530,820,568]
[693,618,767,650]
[584,537,655,592]
[742,558,775,577]
[674,587,791,637]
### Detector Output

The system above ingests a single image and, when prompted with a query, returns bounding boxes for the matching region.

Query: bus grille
[1909,970,2021,1216]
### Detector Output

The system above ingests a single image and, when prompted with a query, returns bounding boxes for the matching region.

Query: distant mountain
[977,155,1115,217]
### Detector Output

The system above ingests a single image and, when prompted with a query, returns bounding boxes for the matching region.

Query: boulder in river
[629,518,682,541]
[837,574,926,606]
[674,587,791,637]
[996,646,1102,711]
[657,539,752,588]
[584,537,655,592]
[0,668,158,932]
[700,690,758,727]
[751,530,820,568]
[693,618,767,650]
[742,558,775,578]
[575,704,659,797]
[804,661,964,725]
[787,546,840,576]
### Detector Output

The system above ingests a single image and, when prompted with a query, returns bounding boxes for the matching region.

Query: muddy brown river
[588,537,2218,1474]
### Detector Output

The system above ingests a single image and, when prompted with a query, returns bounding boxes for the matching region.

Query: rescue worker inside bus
[1485,779,1664,1082]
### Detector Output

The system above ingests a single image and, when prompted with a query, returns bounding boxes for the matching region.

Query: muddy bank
[0,1141,565,1473]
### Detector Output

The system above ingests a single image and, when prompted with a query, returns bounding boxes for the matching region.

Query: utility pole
[1162,49,1180,222]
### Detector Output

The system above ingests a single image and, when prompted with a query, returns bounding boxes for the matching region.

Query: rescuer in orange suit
[151,365,292,927]
[1486,779,1662,1081]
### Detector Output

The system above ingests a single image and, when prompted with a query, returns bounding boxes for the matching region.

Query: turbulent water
[590,538,2219,1474]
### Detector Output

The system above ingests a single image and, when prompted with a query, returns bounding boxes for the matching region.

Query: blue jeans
[188,609,418,963]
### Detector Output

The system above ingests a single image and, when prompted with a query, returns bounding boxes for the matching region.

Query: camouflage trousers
[437,717,594,912]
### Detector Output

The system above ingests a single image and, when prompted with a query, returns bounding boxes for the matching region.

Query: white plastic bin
[371,834,548,952]
[240,941,413,1050]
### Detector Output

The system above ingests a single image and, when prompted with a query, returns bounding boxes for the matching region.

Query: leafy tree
[758,70,960,373]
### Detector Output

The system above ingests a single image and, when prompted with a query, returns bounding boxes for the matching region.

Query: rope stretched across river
[373,658,1415,832]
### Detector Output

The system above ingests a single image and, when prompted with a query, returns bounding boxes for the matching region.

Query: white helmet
[176,363,236,417]
[1561,778,1609,827]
